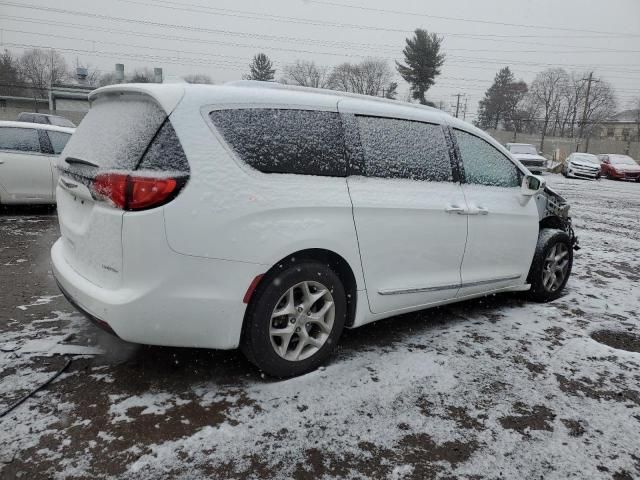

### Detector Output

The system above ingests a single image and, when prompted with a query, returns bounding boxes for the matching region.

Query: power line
[304,0,640,37]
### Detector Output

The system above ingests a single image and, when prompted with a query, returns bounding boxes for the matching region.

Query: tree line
[0,29,445,106]
[475,66,617,149]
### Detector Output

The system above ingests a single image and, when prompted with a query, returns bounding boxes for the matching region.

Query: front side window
[356,116,452,182]
[210,109,346,177]
[46,131,72,155]
[454,129,520,187]
[0,127,41,153]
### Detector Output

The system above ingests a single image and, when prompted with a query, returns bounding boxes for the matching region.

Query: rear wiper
[65,157,98,168]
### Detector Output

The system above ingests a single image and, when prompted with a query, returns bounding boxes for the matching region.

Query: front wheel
[241,261,346,377]
[526,229,573,302]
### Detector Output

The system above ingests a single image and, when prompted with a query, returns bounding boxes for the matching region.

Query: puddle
[590,330,640,353]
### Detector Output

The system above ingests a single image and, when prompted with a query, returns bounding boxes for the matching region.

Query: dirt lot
[1,175,639,480]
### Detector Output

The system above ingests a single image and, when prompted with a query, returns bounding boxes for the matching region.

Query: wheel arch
[539,215,565,232]
[245,248,359,328]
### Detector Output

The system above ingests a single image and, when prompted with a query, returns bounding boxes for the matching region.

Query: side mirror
[538,151,544,155]
[521,174,545,196]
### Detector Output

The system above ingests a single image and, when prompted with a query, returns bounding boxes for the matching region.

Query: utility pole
[462,97,468,121]
[577,72,598,152]
[453,93,463,118]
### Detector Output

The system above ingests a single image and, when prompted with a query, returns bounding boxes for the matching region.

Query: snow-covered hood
[568,159,600,168]
[610,164,640,173]
[512,153,546,162]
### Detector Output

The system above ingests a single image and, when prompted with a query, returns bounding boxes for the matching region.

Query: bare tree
[579,78,617,150]
[529,68,568,152]
[282,60,330,88]
[130,68,155,83]
[183,73,213,84]
[19,48,69,98]
[0,49,27,96]
[328,59,393,97]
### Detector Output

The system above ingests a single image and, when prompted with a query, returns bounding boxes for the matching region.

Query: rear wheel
[241,261,346,377]
[526,229,573,302]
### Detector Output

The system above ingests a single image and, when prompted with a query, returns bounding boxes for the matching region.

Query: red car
[599,154,640,182]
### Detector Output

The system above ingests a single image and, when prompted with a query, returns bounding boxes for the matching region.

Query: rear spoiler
[88,84,186,116]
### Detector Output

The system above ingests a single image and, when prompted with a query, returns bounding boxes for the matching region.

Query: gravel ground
[1,175,639,480]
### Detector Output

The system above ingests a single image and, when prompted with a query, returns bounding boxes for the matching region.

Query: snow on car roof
[0,120,75,134]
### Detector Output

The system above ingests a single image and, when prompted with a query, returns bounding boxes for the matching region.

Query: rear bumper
[51,237,265,349]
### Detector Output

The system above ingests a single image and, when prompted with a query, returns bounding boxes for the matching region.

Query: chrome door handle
[445,205,465,214]
[0,160,4,165]
[465,207,489,216]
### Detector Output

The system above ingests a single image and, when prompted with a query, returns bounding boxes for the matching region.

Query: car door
[452,128,539,298]
[0,126,54,202]
[339,105,468,315]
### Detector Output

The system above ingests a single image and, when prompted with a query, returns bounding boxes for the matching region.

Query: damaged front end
[535,186,580,250]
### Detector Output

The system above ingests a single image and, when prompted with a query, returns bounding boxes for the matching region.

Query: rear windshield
[49,116,76,128]
[62,93,166,171]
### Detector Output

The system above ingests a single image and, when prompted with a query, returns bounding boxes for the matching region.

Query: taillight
[92,173,183,211]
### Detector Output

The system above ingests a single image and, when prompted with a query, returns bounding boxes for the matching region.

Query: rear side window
[18,113,35,122]
[356,116,452,182]
[62,93,166,171]
[454,129,520,187]
[49,117,76,128]
[137,121,189,173]
[210,109,346,177]
[46,131,72,155]
[0,127,41,153]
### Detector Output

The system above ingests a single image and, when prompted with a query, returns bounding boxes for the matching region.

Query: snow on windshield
[610,155,637,165]
[62,94,166,172]
[508,145,538,155]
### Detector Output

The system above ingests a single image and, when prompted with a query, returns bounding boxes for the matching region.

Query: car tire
[241,261,346,378]
[526,229,573,303]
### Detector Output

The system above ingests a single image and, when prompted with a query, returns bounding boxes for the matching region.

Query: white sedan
[0,121,74,205]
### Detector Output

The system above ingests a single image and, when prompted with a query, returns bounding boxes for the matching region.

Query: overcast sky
[1,0,639,117]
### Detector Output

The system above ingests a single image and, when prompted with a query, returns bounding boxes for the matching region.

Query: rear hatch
[56,87,188,288]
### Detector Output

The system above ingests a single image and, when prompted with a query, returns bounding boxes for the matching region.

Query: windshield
[572,154,600,164]
[508,144,538,155]
[609,155,637,165]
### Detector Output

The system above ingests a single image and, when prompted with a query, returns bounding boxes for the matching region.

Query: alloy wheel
[542,243,569,292]
[269,281,335,361]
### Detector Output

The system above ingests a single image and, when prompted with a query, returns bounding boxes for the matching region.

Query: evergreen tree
[476,67,527,130]
[246,53,275,81]
[396,29,445,105]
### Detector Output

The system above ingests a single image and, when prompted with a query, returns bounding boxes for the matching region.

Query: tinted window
[137,121,189,173]
[47,131,72,155]
[62,94,166,171]
[18,113,35,122]
[455,129,519,187]
[210,109,346,176]
[0,127,41,153]
[356,116,452,182]
[49,116,76,128]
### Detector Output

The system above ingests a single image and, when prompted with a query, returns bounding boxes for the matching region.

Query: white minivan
[52,82,577,377]
[0,121,74,205]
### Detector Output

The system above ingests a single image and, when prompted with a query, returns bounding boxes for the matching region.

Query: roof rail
[225,80,445,115]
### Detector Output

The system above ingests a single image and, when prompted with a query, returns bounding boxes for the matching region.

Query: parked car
[561,153,601,179]
[17,112,76,128]
[0,121,74,205]
[51,82,577,377]
[505,143,548,174]
[598,154,640,181]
